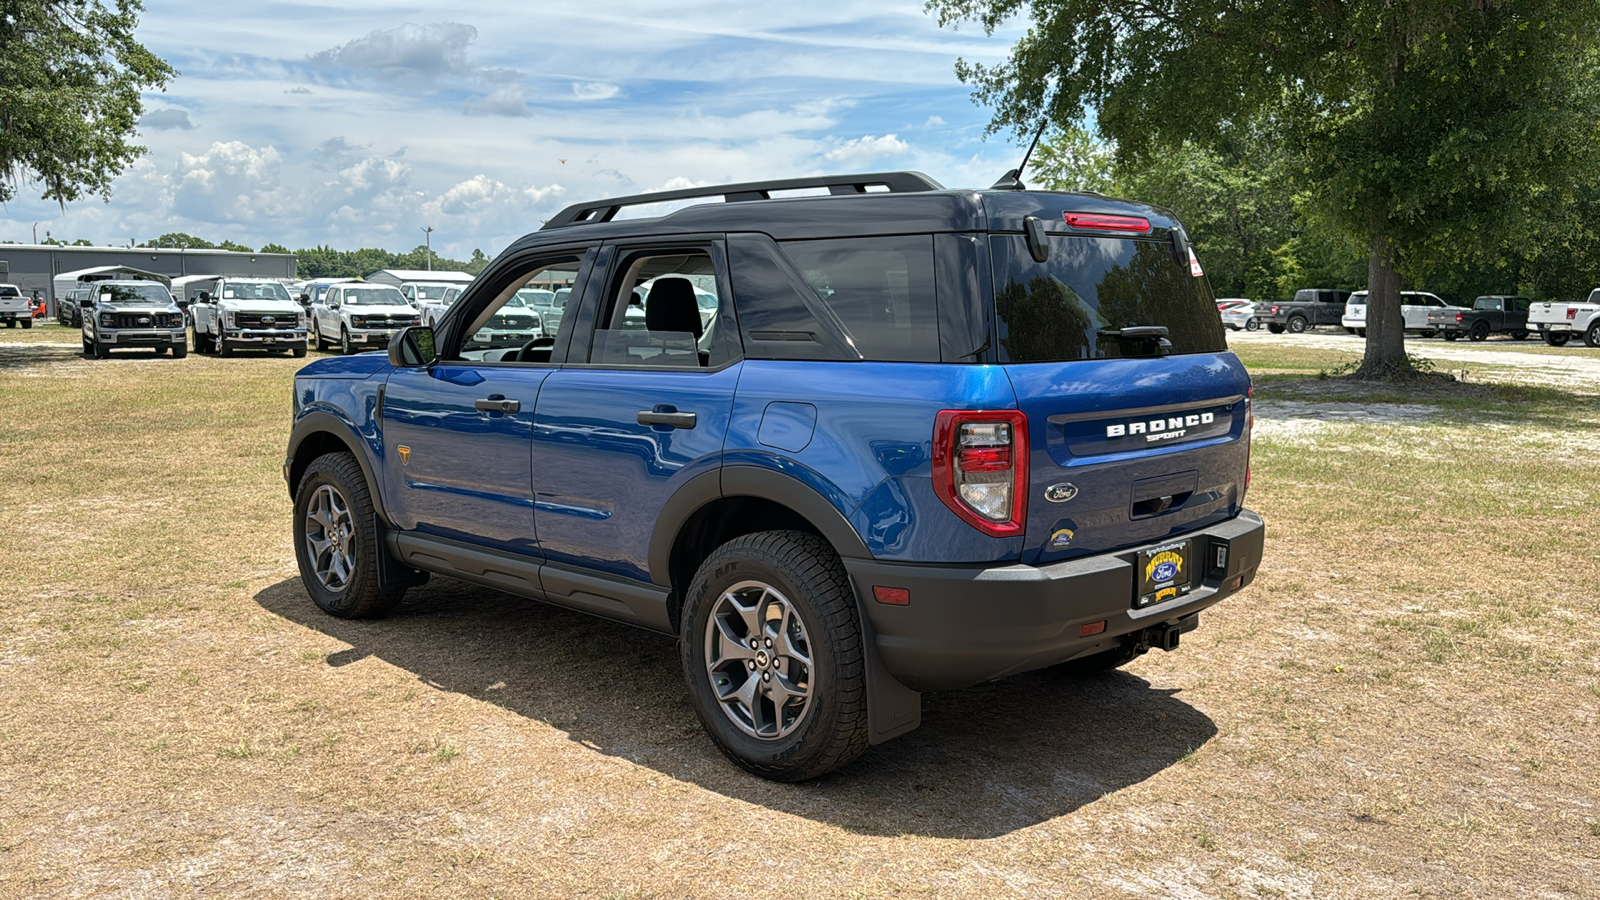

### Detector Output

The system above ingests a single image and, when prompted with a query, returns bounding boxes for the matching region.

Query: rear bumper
[844,509,1265,691]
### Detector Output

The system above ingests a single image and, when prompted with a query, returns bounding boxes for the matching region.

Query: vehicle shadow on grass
[255,575,1216,839]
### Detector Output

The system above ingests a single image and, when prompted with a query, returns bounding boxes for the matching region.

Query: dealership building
[0,244,296,315]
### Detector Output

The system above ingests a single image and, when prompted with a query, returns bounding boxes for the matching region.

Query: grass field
[1,325,1597,897]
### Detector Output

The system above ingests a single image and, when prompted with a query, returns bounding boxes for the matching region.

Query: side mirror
[388,325,437,368]
[175,299,191,309]
[79,298,94,309]
[197,291,211,302]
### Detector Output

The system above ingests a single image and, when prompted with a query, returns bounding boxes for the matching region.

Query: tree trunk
[1353,230,1413,379]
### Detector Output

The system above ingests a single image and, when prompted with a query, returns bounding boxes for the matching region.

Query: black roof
[508,171,1183,253]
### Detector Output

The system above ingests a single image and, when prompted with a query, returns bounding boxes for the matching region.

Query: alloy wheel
[304,484,356,591]
[703,580,814,740]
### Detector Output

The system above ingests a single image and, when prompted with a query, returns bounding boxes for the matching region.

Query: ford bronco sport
[284,171,1265,781]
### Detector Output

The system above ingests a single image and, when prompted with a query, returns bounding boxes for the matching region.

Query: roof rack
[541,171,946,229]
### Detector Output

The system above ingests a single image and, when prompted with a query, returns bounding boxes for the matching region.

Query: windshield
[343,287,406,306]
[990,234,1225,362]
[414,284,452,301]
[98,284,172,306]
[222,282,291,302]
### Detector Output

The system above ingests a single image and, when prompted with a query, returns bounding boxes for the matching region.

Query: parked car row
[1228,286,1600,347]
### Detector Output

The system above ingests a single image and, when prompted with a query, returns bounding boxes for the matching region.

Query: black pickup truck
[1259,288,1352,334]
[1429,295,1532,342]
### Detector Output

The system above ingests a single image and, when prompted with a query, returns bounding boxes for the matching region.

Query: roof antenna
[990,120,1049,191]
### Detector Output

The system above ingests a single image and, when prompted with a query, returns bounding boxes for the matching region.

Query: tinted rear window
[989,235,1225,362]
[778,235,939,362]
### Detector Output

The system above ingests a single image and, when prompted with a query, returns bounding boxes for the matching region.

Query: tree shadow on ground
[0,342,97,369]
[256,575,1216,839]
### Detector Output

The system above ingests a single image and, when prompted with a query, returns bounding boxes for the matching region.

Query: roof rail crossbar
[541,171,945,229]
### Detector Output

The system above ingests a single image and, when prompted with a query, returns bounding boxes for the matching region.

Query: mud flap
[855,596,921,744]
[377,521,430,592]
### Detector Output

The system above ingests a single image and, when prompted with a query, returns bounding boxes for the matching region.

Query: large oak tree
[0,0,174,206]
[931,0,1600,378]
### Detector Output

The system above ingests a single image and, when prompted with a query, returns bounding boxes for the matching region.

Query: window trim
[569,236,742,371]
[434,243,599,369]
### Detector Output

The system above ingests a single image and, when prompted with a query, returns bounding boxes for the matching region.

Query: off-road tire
[1545,330,1571,347]
[1286,315,1308,334]
[1470,321,1491,342]
[292,452,404,619]
[680,530,868,782]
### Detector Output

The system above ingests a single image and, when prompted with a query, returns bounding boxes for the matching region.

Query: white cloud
[824,134,911,163]
[308,23,479,83]
[464,84,533,117]
[572,81,621,101]
[141,109,194,131]
[924,115,947,127]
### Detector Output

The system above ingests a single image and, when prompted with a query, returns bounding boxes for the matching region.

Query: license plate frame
[1135,540,1193,609]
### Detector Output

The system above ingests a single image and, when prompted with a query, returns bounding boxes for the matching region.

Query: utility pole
[422,226,434,271]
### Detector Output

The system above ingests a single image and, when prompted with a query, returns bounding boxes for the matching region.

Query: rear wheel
[292,452,404,619]
[1245,317,1261,331]
[1443,332,1459,342]
[1512,330,1529,341]
[1544,330,1571,347]
[1286,315,1308,334]
[1470,320,1491,342]
[680,531,868,782]
[19,318,31,330]
[1357,328,1367,338]
[1586,323,1600,348]
[1268,323,1286,334]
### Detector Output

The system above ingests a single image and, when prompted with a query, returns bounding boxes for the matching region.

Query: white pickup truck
[0,283,33,329]
[1528,288,1600,347]
[191,277,309,357]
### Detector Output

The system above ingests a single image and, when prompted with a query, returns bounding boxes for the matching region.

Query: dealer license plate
[1136,540,1192,609]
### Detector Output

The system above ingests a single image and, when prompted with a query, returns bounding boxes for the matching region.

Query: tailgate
[1005,353,1251,567]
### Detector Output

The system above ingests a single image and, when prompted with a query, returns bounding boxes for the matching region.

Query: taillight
[1064,213,1152,234]
[1569,309,1578,320]
[932,410,1028,537]
[1270,305,1280,315]
[1455,313,1464,323]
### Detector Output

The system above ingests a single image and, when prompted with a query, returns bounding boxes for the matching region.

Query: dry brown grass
[1,330,1597,898]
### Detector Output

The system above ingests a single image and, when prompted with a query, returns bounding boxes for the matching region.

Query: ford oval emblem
[1044,482,1078,503]
[261,315,275,324]
[137,316,150,324]
[1152,561,1179,582]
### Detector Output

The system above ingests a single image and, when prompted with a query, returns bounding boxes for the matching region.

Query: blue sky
[1,2,1028,259]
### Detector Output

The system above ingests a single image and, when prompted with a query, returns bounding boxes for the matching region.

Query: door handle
[637,410,697,429]
[475,398,520,414]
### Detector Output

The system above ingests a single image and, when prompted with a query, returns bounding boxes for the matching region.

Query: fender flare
[646,464,873,588]
[286,408,391,525]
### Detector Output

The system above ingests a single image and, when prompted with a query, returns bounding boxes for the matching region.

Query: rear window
[989,234,1225,362]
[778,235,939,362]
[0,286,18,297]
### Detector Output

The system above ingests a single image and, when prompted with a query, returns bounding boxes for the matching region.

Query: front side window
[587,249,735,368]
[990,234,1225,362]
[457,258,581,358]
[98,284,173,306]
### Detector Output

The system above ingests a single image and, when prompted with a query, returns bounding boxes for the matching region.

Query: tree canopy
[0,0,174,205]
[931,0,1600,378]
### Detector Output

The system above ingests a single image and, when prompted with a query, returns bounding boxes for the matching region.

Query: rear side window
[778,236,940,362]
[989,235,1226,362]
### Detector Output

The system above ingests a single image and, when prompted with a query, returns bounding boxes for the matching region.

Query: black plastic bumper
[843,510,1265,691]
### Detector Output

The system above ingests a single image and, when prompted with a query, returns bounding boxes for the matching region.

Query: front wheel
[292,346,308,358]
[340,328,352,355]
[92,340,108,360]
[680,531,868,782]
[171,342,188,359]
[1544,330,1571,347]
[292,452,404,619]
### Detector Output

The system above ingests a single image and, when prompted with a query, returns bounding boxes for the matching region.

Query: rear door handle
[474,398,520,414]
[637,410,697,429]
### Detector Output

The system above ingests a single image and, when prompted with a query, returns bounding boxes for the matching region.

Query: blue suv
[284,171,1264,781]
